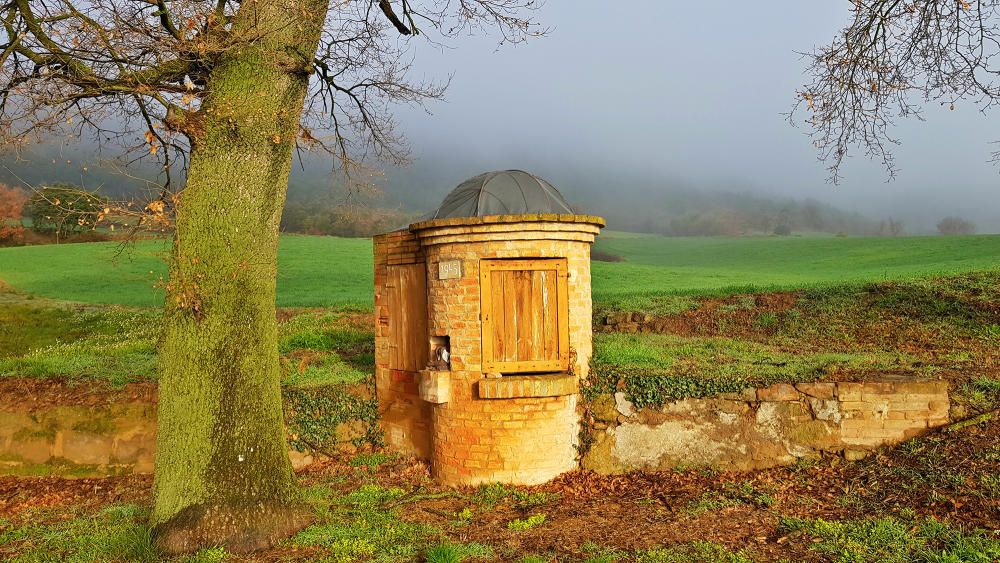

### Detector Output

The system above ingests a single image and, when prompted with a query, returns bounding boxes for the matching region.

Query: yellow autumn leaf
[146,200,165,214]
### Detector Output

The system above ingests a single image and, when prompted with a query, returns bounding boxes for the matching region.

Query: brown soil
[0,474,151,518]
[0,377,156,412]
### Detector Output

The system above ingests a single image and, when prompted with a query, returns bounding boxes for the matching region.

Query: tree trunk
[151,0,329,555]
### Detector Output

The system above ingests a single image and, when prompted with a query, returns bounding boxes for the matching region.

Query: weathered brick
[757,383,800,402]
[837,382,864,402]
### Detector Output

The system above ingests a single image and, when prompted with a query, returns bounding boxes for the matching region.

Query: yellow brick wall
[373,230,432,458]
[374,217,602,485]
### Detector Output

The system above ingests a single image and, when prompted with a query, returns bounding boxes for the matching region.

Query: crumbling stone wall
[582,379,951,473]
[0,386,376,477]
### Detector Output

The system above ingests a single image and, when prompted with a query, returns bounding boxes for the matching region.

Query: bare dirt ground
[0,377,156,411]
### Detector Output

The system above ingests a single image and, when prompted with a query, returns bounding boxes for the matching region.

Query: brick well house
[373,170,604,485]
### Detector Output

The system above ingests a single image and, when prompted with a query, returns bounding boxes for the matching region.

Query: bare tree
[0,0,542,554]
[937,215,977,235]
[793,1,1000,181]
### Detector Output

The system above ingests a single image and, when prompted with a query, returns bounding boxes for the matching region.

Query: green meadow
[0,232,998,308]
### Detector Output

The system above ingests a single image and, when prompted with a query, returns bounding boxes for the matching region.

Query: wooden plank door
[480,259,569,373]
[386,263,429,372]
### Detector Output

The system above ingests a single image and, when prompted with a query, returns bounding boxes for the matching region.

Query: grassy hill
[0,232,998,308]
[592,231,1000,311]
[0,235,373,308]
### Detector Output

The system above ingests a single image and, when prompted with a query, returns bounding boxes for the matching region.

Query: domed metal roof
[428,170,574,219]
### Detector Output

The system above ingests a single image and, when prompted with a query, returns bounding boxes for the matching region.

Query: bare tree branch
[793,0,1000,182]
[1,0,544,191]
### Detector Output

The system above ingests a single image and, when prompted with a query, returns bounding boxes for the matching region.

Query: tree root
[152,501,314,555]
[942,409,997,433]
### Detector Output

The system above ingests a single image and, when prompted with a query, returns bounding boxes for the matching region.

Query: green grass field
[0,232,998,308]
[592,231,1000,311]
[0,235,374,308]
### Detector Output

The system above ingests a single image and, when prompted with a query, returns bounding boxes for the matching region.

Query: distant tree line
[281,198,417,237]
[3,180,985,243]
[601,191,884,237]
[937,216,977,236]
[25,184,110,241]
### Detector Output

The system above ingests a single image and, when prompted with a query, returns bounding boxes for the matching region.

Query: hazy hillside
[0,143,967,237]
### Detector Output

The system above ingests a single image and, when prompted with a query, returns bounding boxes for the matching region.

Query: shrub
[0,184,26,245]
[592,250,626,262]
[25,184,109,240]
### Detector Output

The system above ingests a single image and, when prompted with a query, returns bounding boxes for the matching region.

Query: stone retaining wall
[0,403,158,476]
[582,379,951,473]
[0,388,373,477]
[2,378,953,478]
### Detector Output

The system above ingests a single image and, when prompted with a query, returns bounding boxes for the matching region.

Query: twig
[297,437,340,460]
[382,486,425,509]
[421,507,455,519]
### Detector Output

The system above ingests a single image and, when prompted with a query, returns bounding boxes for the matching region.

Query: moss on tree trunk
[151,0,329,554]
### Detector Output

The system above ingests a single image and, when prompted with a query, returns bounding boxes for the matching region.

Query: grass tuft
[780,515,1000,562]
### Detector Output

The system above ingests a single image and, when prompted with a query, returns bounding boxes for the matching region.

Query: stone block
[928,400,950,417]
[719,387,757,402]
[796,382,836,400]
[861,381,897,396]
[757,383,799,402]
[903,409,932,420]
[837,382,864,402]
[112,432,155,465]
[614,392,635,417]
[897,380,949,395]
[809,398,843,423]
[927,416,950,428]
[883,419,923,431]
[62,431,112,466]
[288,450,314,471]
[589,394,619,423]
[5,438,52,465]
[844,449,870,461]
[478,375,576,399]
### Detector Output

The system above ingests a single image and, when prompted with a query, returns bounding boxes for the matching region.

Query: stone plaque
[438,260,462,280]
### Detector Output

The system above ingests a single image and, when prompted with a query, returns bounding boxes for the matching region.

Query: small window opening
[429,335,451,371]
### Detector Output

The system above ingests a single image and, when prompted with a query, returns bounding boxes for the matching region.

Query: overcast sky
[4,2,997,232]
[384,1,1000,232]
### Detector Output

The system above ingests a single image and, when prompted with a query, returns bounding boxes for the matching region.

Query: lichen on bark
[151,0,330,554]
